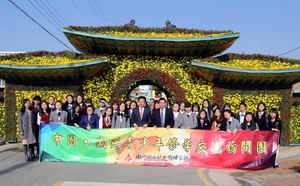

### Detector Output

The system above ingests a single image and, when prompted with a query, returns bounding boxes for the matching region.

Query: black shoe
[25,155,29,162]
[274,164,280,168]
[32,153,36,159]
[29,154,34,161]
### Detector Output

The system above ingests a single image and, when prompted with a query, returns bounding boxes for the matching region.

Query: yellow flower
[197,59,300,70]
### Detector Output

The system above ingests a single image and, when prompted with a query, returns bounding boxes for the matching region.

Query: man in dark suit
[131,96,152,129]
[151,98,174,128]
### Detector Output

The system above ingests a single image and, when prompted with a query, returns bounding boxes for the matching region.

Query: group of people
[18,95,281,167]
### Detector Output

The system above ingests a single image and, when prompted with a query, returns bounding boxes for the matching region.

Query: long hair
[241,112,256,130]
[202,99,212,118]
[268,108,279,121]
[211,108,224,122]
[103,107,113,120]
[20,99,31,116]
[118,102,129,118]
[72,103,82,118]
[39,101,51,116]
[198,109,208,120]
[257,102,267,111]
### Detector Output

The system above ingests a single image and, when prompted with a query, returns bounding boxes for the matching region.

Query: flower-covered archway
[110,68,186,104]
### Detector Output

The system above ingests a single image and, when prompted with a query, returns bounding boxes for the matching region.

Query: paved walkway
[1,142,299,186]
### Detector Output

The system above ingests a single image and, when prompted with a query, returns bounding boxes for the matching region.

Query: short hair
[138,96,147,102]
[55,101,63,106]
[100,98,107,102]
[85,105,95,111]
[257,102,267,111]
[185,101,191,108]
[158,98,166,103]
[239,101,247,108]
[33,95,41,101]
[112,101,119,106]
[223,109,231,115]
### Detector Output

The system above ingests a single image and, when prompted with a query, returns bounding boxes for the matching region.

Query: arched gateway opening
[110,68,186,105]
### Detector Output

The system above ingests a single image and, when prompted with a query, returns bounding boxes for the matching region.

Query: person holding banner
[151,98,174,128]
[79,106,99,130]
[241,112,259,131]
[112,102,130,128]
[67,103,82,127]
[268,108,282,168]
[99,107,113,129]
[49,101,68,124]
[197,109,211,130]
[18,99,36,162]
[131,96,152,129]
[211,108,226,131]
[174,102,198,129]
[224,109,240,134]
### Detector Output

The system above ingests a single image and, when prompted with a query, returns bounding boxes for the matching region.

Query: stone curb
[234,177,263,186]
[0,139,6,146]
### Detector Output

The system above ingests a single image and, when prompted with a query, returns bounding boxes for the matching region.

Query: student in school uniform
[202,99,213,122]
[234,102,247,124]
[223,109,240,134]
[197,109,211,130]
[151,98,174,128]
[62,94,74,113]
[112,102,130,128]
[240,112,259,131]
[99,107,113,129]
[254,102,269,131]
[174,102,198,129]
[112,101,119,116]
[179,101,186,114]
[211,108,226,131]
[49,101,68,124]
[129,101,137,119]
[94,98,110,117]
[192,103,200,117]
[67,103,82,127]
[48,96,56,112]
[268,108,282,168]
[172,102,181,126]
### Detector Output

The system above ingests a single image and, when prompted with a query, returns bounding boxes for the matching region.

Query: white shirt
[239,112,246,124]
[173,111,179,119]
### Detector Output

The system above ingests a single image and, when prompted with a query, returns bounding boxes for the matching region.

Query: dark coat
[151,108,174,128]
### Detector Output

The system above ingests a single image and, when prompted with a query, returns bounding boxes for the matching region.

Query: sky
[1,0,300,59]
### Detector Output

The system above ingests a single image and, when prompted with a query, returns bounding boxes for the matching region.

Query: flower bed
[0,51,103,66]
[64,26,239,38]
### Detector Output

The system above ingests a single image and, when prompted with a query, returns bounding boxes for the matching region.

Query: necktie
[160,109,164,127]
[201,120,204,128]
[140,108,143,120]
[58,112,61,121]
[187,114,189,118]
